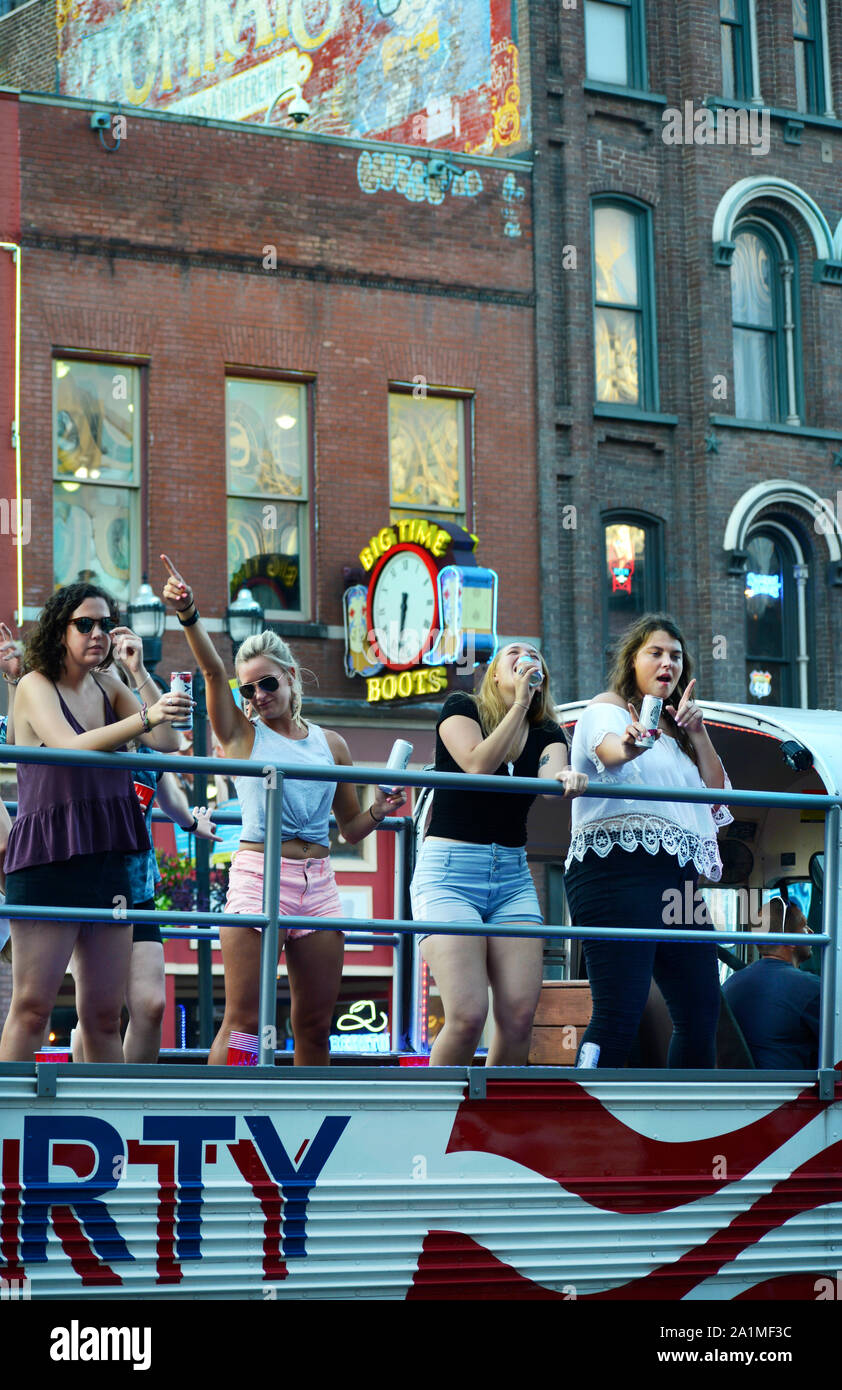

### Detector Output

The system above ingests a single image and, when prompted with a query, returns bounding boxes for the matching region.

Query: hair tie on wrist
[369,805,384,825]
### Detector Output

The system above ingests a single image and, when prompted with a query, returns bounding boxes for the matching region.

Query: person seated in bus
[563,614,731,1069]
[410,642,587,1066]
[160,554,404,1067]
[722,897,819,1069]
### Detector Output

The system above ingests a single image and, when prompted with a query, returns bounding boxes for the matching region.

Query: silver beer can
[169,671,193,731]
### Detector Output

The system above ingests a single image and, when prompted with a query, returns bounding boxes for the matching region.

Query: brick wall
[532,0,842,709]
[0,0,55,94]
[15,98,538,696]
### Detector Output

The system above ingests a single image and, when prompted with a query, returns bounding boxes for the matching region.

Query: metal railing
[1,742,839,1084]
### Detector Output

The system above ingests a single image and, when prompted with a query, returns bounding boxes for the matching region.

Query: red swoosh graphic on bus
[447,1077,840,1213]
[409,1138,842,1300]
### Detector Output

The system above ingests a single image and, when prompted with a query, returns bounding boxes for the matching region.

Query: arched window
[602,511,664,664]
[744,524,811,707]
[730,220,801,425]
[592,199,657,410]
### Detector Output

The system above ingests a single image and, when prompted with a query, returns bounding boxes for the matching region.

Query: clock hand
[399,592,408,635]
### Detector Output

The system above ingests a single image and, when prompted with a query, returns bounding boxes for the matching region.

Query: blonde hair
[474,643,560,761]
[234,629,304,728]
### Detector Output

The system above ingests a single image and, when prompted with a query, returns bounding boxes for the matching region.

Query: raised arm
[106,627,180,752]
[160,553,253,755]
[439,669,539,776]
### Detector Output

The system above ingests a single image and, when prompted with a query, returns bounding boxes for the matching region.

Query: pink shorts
[225,850,344,941]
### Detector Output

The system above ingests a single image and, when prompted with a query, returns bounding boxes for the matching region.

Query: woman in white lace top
[561,615,731,1069]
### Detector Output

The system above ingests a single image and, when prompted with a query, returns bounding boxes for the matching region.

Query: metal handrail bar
[1,744,837,1073]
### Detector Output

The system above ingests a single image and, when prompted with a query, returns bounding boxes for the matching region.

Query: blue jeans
[410,840,543,938]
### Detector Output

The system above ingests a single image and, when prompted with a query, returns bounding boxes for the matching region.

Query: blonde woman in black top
[410,643,587,1066]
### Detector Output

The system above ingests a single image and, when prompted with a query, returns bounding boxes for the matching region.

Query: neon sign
[745,572,782,600]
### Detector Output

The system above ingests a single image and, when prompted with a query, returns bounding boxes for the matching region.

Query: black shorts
[131,897,163,946]
[4,851,133,917]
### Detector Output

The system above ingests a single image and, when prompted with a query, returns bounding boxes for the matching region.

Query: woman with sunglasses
[161,555,404,1067]
[0,583,192,1063]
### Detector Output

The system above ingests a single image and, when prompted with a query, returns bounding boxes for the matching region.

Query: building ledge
[594,405,679,425]
[709,414,842,442]
[583,82,668,107]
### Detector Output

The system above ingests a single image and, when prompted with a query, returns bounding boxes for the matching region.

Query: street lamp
[225,587,265,664]
[126,575,166,678]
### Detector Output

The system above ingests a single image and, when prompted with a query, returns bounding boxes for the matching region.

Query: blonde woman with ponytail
[161,556,404,1067]
[410,643,587,1066]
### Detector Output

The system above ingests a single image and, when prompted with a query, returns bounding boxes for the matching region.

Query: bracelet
[139,701,151,733]
[369,805,384,825]
[186,814,199,833]
[514,701,530,712]
[177,607,200,628]
[134,673,156,692]
[2,673,19,686]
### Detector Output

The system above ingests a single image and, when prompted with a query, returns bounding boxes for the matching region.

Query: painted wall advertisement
[57,0,527,156]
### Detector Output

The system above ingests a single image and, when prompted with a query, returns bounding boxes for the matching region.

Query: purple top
[5,680,150,873]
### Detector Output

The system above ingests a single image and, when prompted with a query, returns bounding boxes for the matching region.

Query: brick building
[0,65,536,1043]
[530,0,842,708]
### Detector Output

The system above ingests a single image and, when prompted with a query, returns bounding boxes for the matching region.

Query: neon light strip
[0,243,22,621]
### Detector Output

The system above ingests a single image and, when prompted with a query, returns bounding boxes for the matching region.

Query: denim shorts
[410,840,543,939]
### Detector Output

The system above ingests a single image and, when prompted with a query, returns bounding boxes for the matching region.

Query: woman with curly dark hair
[0,582,191,1063]
[563,614,732,1070]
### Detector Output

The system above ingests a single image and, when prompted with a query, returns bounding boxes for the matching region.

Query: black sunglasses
[68,616,116,635]
[238,675,281,701]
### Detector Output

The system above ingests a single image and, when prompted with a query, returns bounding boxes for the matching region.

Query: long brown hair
[473,644,562,762]
[608,613,698,765]
[25,582,119,683]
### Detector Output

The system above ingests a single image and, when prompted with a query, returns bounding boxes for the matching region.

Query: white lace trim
[565,815,724,882]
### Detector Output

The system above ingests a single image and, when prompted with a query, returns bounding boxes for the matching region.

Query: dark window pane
[745,534,785,660]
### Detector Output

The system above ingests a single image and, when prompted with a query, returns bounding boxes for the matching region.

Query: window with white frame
[730,220,801,425]
[52,358,141,604]
[225,377,310,617]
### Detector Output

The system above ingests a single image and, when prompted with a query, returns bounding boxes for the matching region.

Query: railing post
[818,803,840,1096]
[258,771,284,1066]
[192,670,214,1049]
[390,817,408,1053]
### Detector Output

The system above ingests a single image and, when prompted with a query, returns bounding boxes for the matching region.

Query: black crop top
[425,691,567,848]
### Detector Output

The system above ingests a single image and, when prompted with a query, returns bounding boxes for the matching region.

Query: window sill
[594,405,679,425]
[583,82,668,107]
[265,618,328,639]
[709,415,842,442]
[705,95,839,131]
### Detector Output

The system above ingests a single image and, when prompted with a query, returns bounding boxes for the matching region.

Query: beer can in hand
[379,738,413,795]
[515,654,544,688]
[170,671,193,731]
[634,695,662,748]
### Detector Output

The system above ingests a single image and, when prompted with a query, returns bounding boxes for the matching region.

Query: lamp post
[126,575,166,680]
[224,587,265,665]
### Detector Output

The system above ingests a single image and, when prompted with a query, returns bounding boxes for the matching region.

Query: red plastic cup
[227,1031,259,1066]
[399,1055,430,1067]
[35,1049,71,1063]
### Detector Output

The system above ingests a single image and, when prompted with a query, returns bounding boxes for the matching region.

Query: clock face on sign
[367,544,440,669]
